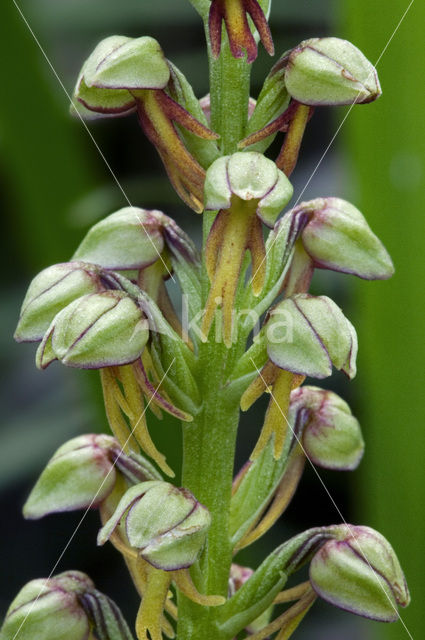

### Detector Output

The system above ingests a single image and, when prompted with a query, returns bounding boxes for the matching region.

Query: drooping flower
[73,36,219,212]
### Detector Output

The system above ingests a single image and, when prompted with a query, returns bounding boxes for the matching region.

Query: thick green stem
[177,341,240,639]
[176,21,252,640]
[206,21,251,153]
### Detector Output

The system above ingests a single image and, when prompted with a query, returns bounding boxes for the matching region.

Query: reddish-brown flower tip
[209,0,274,64]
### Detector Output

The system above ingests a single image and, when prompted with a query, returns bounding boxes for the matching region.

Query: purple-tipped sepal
[310,525,410,622]
[266,294,357,379]
[36,290,149,370]
[289,386,364,470]
[23,434,161,520]
[98,481,211,571]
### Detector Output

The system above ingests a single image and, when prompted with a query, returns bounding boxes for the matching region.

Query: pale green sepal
[36,326,57,369]
[97,482,160,546]
[266,294,357,379]
[125,483,195,549]
[98,481,211,571]
[46,291,149,369]
[84,36,170,91]
[285,37,381,106]
[299,197,394,279]
[203,156,232,211]
[23,435,117,519]
[310,525,410,621]
[142,503,211,570]
[15,262,103,343]
[204,152,293,227]
[290,386,364,470]
[73,207,165,270]
[0,574,92,640]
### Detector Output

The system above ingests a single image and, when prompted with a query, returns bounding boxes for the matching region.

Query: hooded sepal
[23,434,161,519]
[36,291,149,370]
[284,37,381,106]
[266,294,358,379]
[98,481,211,571]
[208,0,274,64]
[0,571,134,640]
[289,386,364,470]
[14,262,105,343]
[310,525,410,622]
[71,35,169,118]
[285,197,394,280]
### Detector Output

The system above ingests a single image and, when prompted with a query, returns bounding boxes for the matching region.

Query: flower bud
[204,151,293,227]
[0,571,134,640]
[266,294,357,379]
[73,206,197,271]
[36,291,149,370]
[310,525,410,621]
[98,481,211,570]
[290,197,394,279]
[289,386,364,470]
[73,35,169,118]
[284,37,381,106]
[23,434,160,519]
[0,572,93,640]
[14,262,104,343]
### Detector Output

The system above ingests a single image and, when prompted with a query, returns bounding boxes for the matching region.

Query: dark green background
[0,1,423,638]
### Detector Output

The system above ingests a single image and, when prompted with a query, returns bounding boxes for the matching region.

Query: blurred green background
[0,0,423,638]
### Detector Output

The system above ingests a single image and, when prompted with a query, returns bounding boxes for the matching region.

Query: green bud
[310,525,410,621]
[36,291,149,370]
[73,35,169,118]
[73,206,197,271]
[0,572,93,640]
[14,262,104,343]
[290,386,364,470]
[266,294,357,379]
[23,434,161,519]
[290,197,394,279]
[0,571,134,640]
[285,37,381,106]
[204,152,293,227]
[98,481,211,570]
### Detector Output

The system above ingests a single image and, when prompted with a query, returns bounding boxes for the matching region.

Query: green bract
[290,386,364,470]
[266,294,357,379]
[98,481,211,570]
[72,35,169,118]
[36,291,149,369]
[310,525,410,621]
[14,262,104,343]
[204,151,293,227]
[285,37,381,106]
